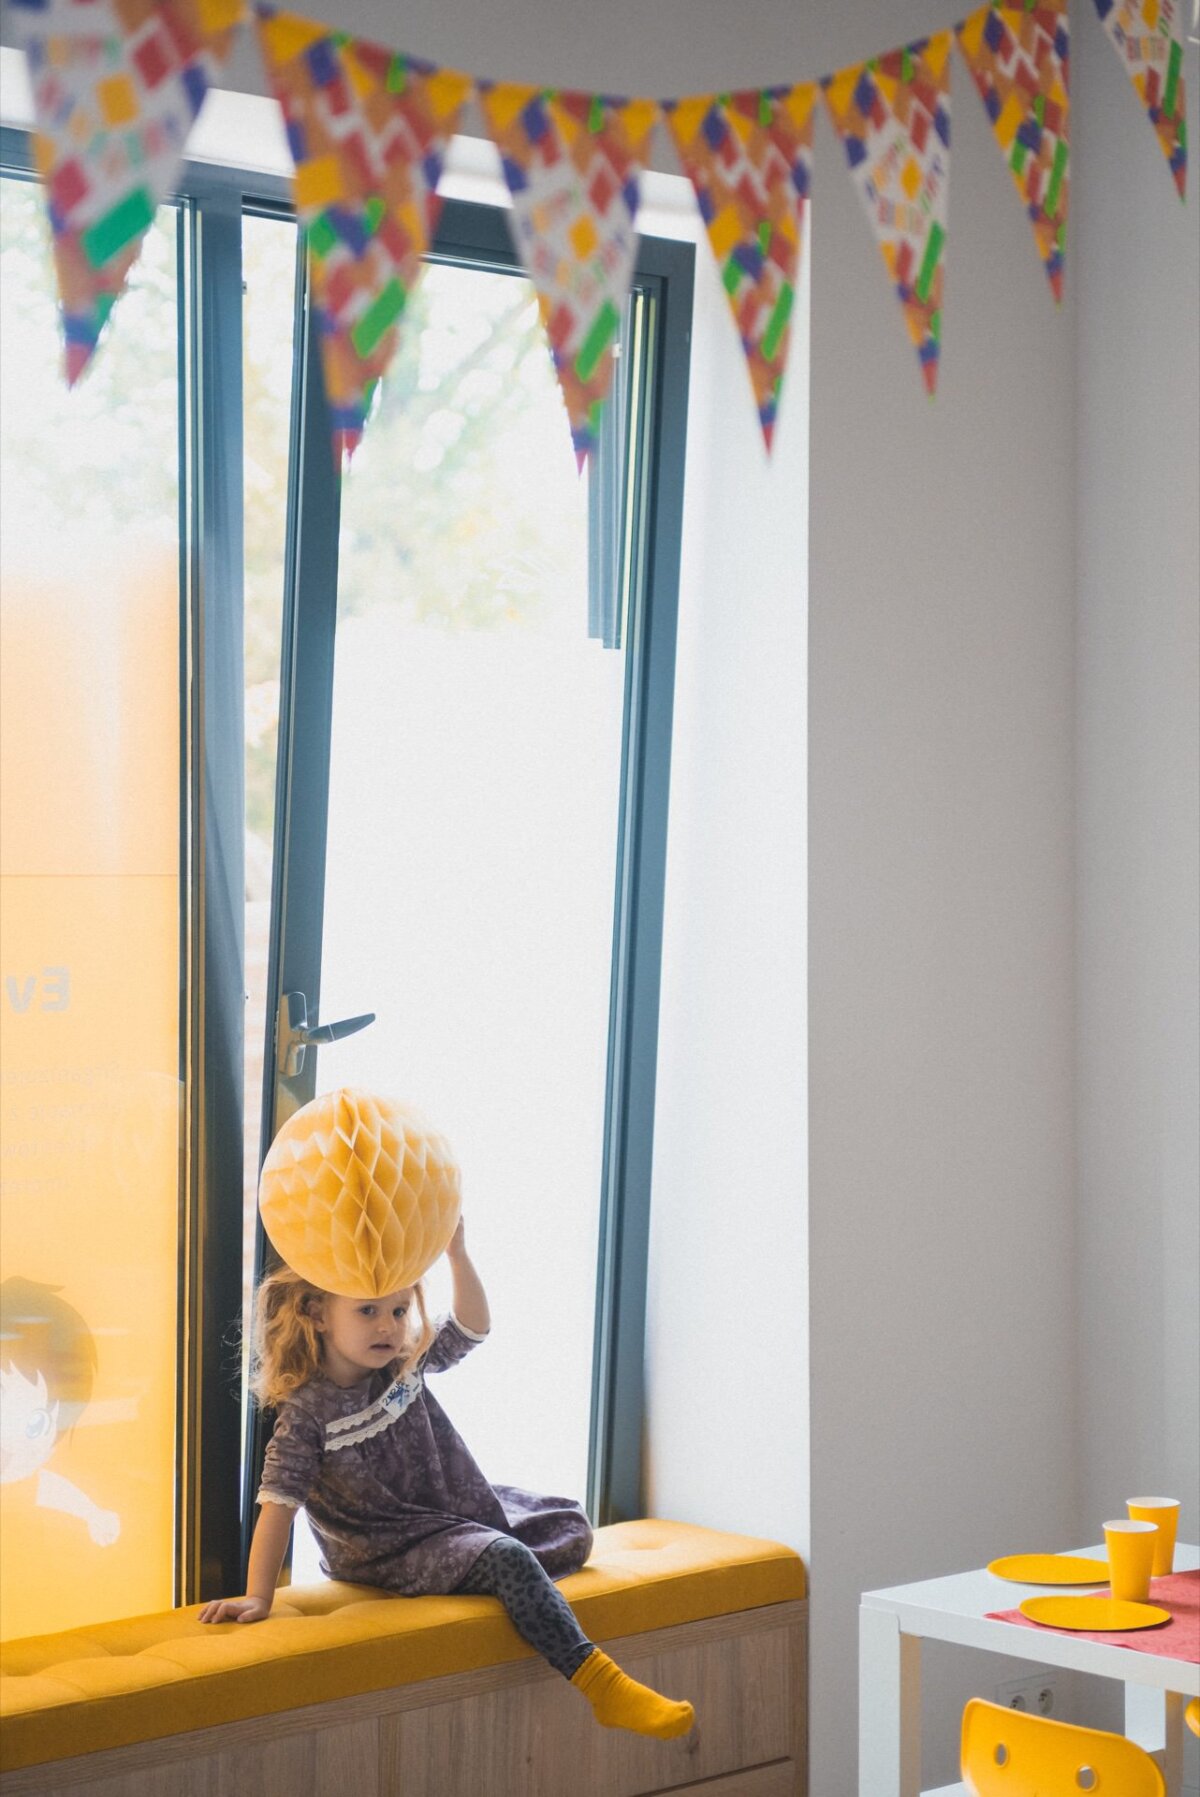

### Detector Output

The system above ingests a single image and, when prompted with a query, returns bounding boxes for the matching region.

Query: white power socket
[996,1673,1057,1715]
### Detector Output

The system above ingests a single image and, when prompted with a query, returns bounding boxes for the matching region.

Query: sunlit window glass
[290,262,622,1579]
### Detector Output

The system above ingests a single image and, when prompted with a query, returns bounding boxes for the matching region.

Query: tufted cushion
[0,1520,805,1772]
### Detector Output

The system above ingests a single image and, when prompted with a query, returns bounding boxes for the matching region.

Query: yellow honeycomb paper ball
[258,1089,461,1297]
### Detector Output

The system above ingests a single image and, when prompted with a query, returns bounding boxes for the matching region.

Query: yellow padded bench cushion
[0,1519,805,1773]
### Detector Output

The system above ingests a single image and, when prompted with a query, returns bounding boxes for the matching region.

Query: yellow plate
[1019,1596,1171,1631]
[987,1554,1109,1585]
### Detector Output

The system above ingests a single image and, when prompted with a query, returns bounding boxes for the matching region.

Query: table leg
[1125,1685,1185,1796]
[859,1604,921,1797]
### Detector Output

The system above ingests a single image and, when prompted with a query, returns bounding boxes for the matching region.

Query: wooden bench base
[0,1601,807,1797]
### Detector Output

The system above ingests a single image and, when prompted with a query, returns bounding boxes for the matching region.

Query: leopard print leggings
[455,1535,594,1679]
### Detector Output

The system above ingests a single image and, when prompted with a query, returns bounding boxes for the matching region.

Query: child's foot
[570,1648,695,1739]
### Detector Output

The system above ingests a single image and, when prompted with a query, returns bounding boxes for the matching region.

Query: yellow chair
[962,1697,1165,1796]
[1185,1696,1199,1737]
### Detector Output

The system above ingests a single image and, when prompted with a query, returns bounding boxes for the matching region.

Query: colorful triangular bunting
[664,84,815,450]
[255,9,472,464]
[1091,0,1186,198]
[479,84,659,465]
[823,36,952,395]
[956,3,1071,299]
[9,0,240,383]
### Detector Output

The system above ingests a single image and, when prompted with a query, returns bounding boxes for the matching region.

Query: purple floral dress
[256,1314,593,1595]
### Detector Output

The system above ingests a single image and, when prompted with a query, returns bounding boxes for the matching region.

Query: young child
[199,1217,694,1741]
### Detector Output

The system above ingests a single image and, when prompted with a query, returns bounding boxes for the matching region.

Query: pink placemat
[987,1567,1199,1660]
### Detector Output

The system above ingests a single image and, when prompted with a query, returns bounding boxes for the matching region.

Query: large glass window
[0,176,183,1637]
[0,137,692,1619]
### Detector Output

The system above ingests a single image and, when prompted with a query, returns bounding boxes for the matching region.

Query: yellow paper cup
[1127,1496,1180,1577]
[1104,1520,1157,1602]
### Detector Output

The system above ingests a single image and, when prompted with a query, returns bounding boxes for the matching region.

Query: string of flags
[8,0,1189,466]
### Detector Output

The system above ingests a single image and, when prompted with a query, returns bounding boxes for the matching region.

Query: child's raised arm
[198,1499,295,1625]
[446,1216,490,1337]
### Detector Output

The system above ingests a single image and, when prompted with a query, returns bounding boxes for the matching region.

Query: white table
[859,1542,1200,1797]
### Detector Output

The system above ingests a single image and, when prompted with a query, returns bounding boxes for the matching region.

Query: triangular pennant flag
[479,84,659,466]
[823,36,952,395]
[956,3,1071,299]
[256,10,472,464]
[9,0,240,383]
[1091,0,1186,198]
[665,84,815,450]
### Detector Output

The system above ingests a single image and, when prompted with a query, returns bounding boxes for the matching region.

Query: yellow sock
[570,1648,695,1740]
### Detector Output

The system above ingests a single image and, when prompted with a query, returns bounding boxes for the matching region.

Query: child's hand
[198,1595,273,1625]
[444,1213,491,1335]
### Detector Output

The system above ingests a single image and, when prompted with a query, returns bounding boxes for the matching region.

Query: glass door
[246,199,693,1572]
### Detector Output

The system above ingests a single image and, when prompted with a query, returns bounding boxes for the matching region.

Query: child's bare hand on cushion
[198,1595,273,1625]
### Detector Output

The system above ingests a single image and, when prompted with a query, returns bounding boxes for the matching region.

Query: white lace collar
[324,1365,424,1452]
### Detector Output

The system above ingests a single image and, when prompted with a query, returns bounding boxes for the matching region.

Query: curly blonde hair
[250,1267,437,1410]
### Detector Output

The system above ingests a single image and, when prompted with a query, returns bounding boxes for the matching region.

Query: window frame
[0,125,694,1592]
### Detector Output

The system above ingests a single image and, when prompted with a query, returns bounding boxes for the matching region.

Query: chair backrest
[961,1697,1165,1796]
[1185,1696,1200,1739]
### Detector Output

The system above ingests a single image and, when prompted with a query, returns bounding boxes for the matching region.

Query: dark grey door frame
[180,183,250,1604]
[588,230,692,1526]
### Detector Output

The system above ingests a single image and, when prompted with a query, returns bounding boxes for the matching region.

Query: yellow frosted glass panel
[0,879,180,1639]
[0,180,181,1641]
[0,562,179,877]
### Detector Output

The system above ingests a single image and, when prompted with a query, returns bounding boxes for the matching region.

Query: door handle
[275,990,375,1079]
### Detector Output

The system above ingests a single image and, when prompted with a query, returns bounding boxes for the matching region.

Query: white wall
[1073,10,1200,1758]
[804,15,1079,1793]
[642,199,810,1558]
